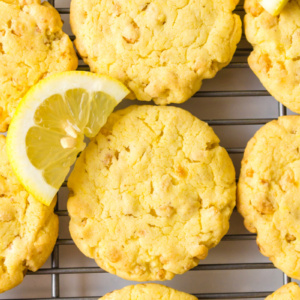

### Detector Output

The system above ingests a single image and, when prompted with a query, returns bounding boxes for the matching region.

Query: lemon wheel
[7,71,129,205]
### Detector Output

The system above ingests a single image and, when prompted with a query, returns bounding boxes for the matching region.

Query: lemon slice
[260,0,289,15]
[7,71,129,206]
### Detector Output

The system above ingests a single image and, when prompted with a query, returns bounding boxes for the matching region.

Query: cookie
[244,0,300,113]
[238,116,300,279]
[68,105,236,281]
[266,283,300,300]
[0,135,58,293]
[101,284,197,300]
[70,0,241,105]
[0,0,78,132]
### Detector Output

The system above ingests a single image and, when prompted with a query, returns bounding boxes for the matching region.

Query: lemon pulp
[26,89,117,189]
[260,0,289,15]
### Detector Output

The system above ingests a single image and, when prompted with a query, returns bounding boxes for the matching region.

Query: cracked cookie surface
[0,0,78,132]
[266,283,300,299]
[0,135,58,293]
[101,283,197,300]
[244,0,300,113]
[70,0,241,105]
[238,116,300,280]
[67,105,236,281]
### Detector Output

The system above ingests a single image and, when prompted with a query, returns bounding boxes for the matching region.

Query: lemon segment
[7,71,129,206]
[260,0,289,15]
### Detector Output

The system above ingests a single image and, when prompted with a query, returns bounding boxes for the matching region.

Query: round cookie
[266,283,300,300]
[0,0,78,132]
[70,0,241,105]
[238,116,300,280]
[68,105,236,281]
[0,135,58,293]
[101,284,197,300]
[244,0,300,113]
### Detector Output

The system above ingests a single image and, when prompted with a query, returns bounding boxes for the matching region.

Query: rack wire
[2,1,294,299]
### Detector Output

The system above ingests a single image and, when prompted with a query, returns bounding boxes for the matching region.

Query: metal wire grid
[5,1,294,299]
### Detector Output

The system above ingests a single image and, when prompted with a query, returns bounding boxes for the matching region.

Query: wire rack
[1,0,295,299]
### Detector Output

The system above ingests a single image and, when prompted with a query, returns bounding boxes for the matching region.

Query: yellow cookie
[70,0,241,105]
[68,105,236,281]
[101,284,197,300]
[238,116,300,280]
[0,135,58,293]
[266,283,300,299]
[244,0,300,113]
[0,0,78,132]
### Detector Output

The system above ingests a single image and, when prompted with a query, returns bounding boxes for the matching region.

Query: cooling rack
[0,0,296,299]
